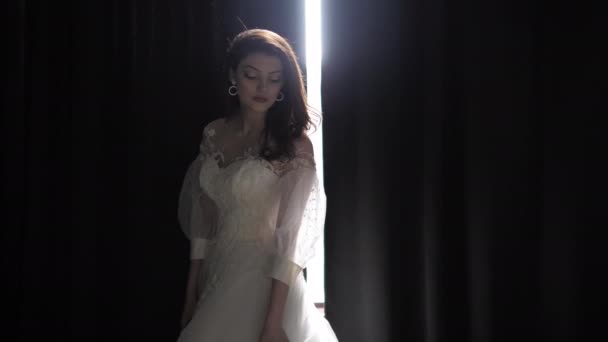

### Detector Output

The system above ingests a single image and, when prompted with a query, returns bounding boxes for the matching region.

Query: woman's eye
[244,74,256,79]
[270,79,281,83]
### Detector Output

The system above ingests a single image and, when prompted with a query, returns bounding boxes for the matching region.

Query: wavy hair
[223,29,320,161]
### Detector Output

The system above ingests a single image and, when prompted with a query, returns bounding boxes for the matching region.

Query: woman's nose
[257,79,267,91]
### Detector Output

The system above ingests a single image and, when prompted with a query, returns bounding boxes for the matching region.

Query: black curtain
[321,0,604,341]
[3,0,604,341]
[2,0,221,339]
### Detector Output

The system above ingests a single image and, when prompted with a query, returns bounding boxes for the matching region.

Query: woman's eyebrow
[243,65,282,74]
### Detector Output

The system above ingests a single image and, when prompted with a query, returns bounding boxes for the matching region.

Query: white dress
[176,121,339,342]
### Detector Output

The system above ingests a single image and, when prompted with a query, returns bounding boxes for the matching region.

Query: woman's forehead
[239,52,283,72]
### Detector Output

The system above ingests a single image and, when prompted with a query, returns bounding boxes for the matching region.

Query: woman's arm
[259,279,290,341]
[259,137,318,341]
[180,259,203,329]
[264,279,289,326]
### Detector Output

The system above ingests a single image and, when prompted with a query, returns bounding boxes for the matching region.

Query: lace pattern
[202,123,317,178]
[180,121,326,294]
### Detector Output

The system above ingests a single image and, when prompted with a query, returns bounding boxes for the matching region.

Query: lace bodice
[177,120,326,287]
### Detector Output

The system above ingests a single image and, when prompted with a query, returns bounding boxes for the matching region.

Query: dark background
[2,0,605,341]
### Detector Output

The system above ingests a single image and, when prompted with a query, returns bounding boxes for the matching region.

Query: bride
[176,29,339,342]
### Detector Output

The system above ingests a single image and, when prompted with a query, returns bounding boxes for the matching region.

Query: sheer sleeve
[268,137,327,286]
[177,124,219,260]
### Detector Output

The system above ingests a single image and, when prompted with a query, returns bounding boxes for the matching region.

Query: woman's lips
[253,96,268,103]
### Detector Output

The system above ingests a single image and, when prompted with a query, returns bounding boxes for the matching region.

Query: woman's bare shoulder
[293,133,314,155]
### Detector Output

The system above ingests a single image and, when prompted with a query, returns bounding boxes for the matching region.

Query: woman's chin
[243,102,272,114]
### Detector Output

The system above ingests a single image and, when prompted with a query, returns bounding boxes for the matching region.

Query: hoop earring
[276,91,284,102]
[228,85,238,96]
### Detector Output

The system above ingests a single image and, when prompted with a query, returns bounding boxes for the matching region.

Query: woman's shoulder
[203,117,227,137]
[199,117,227,154]
[293,133,314,157]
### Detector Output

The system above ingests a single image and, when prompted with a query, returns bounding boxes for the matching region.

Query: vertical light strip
[304,0,325,306]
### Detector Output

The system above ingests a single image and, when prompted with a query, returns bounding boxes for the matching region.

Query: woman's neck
[235,110,265,138]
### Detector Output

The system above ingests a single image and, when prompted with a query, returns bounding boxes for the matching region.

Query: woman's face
[231,52,285,115]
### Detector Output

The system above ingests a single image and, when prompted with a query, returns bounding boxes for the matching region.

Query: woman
[176,29,338,342]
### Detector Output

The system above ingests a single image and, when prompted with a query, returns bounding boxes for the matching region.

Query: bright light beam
[304,0,326,307]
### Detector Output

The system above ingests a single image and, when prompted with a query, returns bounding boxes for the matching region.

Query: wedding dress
[176,119,338,341]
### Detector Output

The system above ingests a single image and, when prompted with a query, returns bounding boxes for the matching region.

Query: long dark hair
[223,29,320,162]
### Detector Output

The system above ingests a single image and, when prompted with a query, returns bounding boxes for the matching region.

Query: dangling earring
[228,81,238,96]
[276,91,284,102]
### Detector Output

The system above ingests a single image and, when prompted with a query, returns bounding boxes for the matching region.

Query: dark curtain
[321,0,604,341]
[2,0,222,339]
[3,0,603,341]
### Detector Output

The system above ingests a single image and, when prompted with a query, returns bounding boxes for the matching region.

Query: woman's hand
[258,322,289,342]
